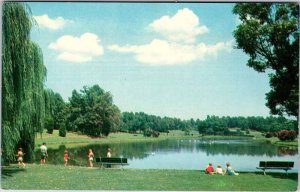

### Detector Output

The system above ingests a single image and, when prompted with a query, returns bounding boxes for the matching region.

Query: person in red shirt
[64,150,69,166]
[205,163,214,174]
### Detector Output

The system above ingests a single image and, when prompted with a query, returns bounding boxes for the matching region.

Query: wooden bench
[256,161,294,175]
[95,157,129,169]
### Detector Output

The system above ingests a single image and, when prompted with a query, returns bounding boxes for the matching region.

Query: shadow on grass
[1,166,26,179]
[253,171,298,181]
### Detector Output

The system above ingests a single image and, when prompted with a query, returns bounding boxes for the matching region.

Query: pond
[35,138,298,172]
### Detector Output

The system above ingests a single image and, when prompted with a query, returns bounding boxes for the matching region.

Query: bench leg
[263,169,266,175]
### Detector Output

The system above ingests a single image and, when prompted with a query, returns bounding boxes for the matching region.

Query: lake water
[36,138,299,172]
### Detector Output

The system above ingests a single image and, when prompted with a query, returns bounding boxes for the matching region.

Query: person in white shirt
[40,143,48,164]
[107,148,111,158]
[215,164,224,175]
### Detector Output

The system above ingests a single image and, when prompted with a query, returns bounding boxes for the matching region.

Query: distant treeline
[120,112,298,135]
[44,85,298,138]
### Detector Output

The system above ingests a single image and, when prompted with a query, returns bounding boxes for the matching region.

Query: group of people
[16,142,113,168]
[87,148,111,167]
[205,163,239,176]
[17,142,49,168]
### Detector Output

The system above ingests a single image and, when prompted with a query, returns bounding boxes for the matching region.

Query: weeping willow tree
[2,2,46,162]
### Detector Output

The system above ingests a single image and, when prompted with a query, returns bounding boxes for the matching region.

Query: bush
[59,123,66,137]
[277,130,297,141]
[143,129,160,137]
[45,118,54,134]
[265,132,273,138]
[143,128,152,137]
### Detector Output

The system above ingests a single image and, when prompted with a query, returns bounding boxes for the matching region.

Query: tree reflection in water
[35,138,298,167]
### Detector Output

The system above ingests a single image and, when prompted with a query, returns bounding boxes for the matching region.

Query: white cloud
[33,14,73,30]
[108,39,232,65]
[149,8,208,44]
[49,33,104,63]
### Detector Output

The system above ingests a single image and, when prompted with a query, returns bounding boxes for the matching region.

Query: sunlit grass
[1,164,297,191]
[35,130,201,150]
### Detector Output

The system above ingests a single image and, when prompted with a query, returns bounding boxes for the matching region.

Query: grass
[35,130,201,149]
[1,164,297,191]
[247,130,298,147]
[35,129,298,150]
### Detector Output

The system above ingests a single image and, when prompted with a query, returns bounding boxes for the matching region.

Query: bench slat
[95,157,128,166]
[259,161,294,168]
[257,161,294,175]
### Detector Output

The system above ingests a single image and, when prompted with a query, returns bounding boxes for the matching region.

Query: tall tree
[2,2,47,161]
[66,85,121,137]
[44,89,66,133]
[233,3,299,118]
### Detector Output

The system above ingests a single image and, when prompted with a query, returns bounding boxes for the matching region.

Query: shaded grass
[1,164,297,191]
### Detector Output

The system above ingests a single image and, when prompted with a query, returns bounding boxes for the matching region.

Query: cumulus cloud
[33,14,73,30]
[149,8,208,44]
[49,33,104,63]
[108,39,232,65]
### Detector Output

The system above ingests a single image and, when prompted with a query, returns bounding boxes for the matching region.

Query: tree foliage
[121,112,188,133]
[44,89,66,132]
[233,3,299,117]
[66,85,121,137]
[2,2,46,162]
[277,130,297,141]
[197,115,297,135]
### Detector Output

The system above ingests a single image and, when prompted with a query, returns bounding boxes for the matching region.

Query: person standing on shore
[16,148,25,168]
[40,143,48,164]
[64,150,69,166]
[88,149,94,167]
[107,148,112,158]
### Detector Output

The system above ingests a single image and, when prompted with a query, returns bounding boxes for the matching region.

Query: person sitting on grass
[16,148,25,168]
[215,164,224,175]
[225,162,239,176]
[205,163,214,175]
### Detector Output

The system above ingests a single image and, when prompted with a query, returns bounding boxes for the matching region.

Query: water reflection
[35,138,298,171]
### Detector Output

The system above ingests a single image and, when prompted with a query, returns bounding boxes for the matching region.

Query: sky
[28,2,271,120]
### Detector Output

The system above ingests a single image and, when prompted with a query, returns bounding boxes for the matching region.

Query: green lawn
[35,130,201,149]
[1,164,297,191]
[35,129,298,150]
[247,130,298,147]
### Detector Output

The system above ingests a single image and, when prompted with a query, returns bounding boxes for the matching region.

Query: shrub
[265,132,273,138]
[45,118,54,134]
[59,123,66,137]
[143,128,152,137]
[143,129,160,137]
[152,131,160,137]
[277,130,297,141]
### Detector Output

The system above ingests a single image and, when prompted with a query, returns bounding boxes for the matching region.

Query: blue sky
[29,2,271,120]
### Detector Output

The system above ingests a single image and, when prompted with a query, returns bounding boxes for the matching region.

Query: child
[64,150,69,166]
[205,163,214,174]
[225,162,239,176]
[88,149,94,167]
[107,148,112,158]
[215,164,224,175]
[16,148,25,168]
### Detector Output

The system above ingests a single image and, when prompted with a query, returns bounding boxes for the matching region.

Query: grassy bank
[35,130,200,149]
[35,129,298,150]
[247,130,298,147]
[1,164,298,191]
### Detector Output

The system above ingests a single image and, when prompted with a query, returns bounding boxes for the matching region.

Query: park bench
[256,161,294,175]
[95,157,129,169]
